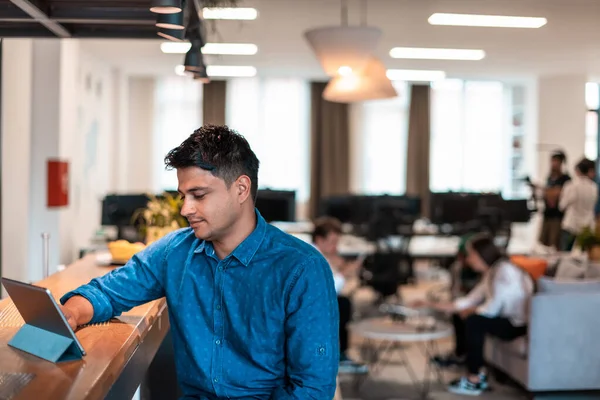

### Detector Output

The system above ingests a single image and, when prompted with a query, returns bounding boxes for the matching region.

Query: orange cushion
[510,255,548,280]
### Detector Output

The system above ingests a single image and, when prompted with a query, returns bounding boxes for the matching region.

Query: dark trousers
[559,229,576,252]
[452,313,467,357]
[465,314,527,375]
[338,296,352,355]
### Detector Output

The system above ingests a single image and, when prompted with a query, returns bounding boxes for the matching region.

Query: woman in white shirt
[559,158,598,251]
[417,234,534,396]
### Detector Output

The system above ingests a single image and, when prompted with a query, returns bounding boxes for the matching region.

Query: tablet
[1,277,86,356]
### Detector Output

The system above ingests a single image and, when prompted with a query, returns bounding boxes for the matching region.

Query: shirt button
[215,339,221,345]
[213,378,218,383]
[318,347,325,354]
[218,266,223,271]
[216,304,221,310]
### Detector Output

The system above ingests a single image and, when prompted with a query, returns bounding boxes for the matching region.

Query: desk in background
[0,255,171,400]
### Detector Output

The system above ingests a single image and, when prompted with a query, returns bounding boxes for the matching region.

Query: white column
[1,39,34,288]
[127,77,156,193]
[28,39,63,281]
[536,75,587,180]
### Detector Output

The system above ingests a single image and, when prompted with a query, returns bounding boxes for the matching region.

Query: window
[586,82,599,161]
[430,79,507,193]
[153,76,203,191]
[350,81,409,194]
[226,78,311,202]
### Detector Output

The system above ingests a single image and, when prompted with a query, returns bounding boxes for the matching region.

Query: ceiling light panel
[390,47,485,61]
[206,66,257,77]
[161,42,258,55]
[386,69,446,82]
[428,13,547,28]
[202,7,258,20]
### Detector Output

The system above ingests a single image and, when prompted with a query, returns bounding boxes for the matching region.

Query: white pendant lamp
[304,25,382,76]
[323,57,397,103]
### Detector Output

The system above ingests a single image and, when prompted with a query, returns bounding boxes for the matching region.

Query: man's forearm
[63,295,94,326]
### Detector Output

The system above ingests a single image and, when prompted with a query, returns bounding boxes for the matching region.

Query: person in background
[559,157,598,251]
[313,216,368,374]
[415,235,533,396]
[539,151,571,249]
[59,125,339,399]
[429,233,482,368]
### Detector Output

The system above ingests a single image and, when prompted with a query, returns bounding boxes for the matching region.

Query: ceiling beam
[9,0,71,37]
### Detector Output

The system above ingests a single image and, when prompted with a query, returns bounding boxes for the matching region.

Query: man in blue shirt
[59,125,339,399]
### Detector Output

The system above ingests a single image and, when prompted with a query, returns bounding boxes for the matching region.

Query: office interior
[1,0,599,399]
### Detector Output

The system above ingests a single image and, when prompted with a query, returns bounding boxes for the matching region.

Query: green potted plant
[133,192,188,244]
[575,226,600,261]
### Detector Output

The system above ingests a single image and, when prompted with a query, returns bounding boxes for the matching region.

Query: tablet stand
[9,323,83,363]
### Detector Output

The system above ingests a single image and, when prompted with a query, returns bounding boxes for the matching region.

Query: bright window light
[202,7,258,20]
[207,66,257,77]
[161,42,258,55]
[428,13,547,28]
[390,47,485,61]
[386,69,446,82]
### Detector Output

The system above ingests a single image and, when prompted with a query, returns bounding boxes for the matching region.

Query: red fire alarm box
[47,159,69,207]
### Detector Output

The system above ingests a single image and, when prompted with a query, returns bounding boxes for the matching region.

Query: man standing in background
[539,151,571,249]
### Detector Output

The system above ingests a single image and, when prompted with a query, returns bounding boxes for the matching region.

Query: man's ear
[236,175,251,203]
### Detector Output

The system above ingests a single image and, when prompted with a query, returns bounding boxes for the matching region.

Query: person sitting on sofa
[430,233,483,368]
[416,234,534,396]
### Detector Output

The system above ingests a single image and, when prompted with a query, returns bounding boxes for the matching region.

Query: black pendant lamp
[150,0,182,14]
[194,66,210,84]
[156,11,184,30]
[184,46,203,72]
[157,27,184,41]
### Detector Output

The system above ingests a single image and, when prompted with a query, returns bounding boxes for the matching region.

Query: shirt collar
[193,209,267,267]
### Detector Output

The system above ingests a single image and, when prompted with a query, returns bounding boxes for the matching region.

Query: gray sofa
[484,273,600,393]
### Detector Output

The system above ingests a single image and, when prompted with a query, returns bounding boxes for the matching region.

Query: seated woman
[418,234,534,396]
[430,233,482,368]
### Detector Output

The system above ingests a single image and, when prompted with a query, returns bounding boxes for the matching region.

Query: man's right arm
[60,232,174,328]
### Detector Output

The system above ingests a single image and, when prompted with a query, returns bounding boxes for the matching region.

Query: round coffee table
[349,317,453,400]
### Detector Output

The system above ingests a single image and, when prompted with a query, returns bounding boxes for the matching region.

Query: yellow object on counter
[107,240,146,263]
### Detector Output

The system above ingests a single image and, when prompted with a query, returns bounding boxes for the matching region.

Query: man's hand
[458,307,477,319]
[59,304,80,331]
[409,299,430,309]
[430,302,456,313]
[60,295,94,330]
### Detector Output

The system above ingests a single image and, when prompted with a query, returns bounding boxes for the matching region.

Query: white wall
[1,39,33,287]
[1,38,131,286]
[536,75,587,179]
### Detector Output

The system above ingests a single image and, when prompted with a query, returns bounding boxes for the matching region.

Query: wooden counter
[0,255,169,400]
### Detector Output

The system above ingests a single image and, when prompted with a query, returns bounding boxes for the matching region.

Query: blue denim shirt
[61,211,339,399]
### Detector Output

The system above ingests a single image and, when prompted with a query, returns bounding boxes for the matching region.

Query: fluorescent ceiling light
[390,47,485,61]
[337,66,353,76]
[203,43,258,55]
[386,69,446,82]
[202,7,258,20]
[206,65,257,77]
[428,13,547,28]
[174,65,186,76]
[161,42,258,55]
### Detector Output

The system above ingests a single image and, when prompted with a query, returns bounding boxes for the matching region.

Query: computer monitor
[255,189,296,222]
[430,192,480,225]
[101,194,150,241]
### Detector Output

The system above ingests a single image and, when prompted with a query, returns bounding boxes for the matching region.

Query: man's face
[550,157,562,172]
[315,232,340,257]
[177,167,242,241]
[588,168,596,180]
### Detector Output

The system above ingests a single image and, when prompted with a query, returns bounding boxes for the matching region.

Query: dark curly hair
[164,125,260,201]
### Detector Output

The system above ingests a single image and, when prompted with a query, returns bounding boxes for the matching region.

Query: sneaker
[431,353,466,368]
[447,377,483,396]
[479,373,490,391]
